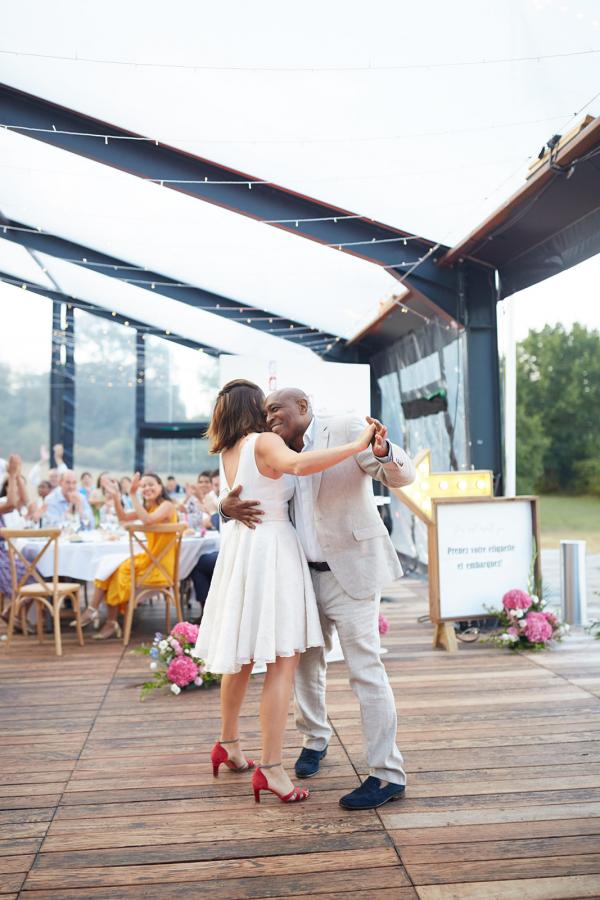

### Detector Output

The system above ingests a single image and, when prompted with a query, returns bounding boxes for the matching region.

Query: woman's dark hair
[206,379,267,453]
[96,471,109,490]
[81,471,92,480]
[141,472,171,509]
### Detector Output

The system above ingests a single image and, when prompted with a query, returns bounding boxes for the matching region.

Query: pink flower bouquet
[487,589,568,651]
[378,613,390,636]
[135,622,220,698]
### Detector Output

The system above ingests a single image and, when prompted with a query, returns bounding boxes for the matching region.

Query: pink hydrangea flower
[507,626,519,636]
[523,611,553,644]
[502,589,532,611]
[166,655,199,688]
[544,611,558,627]
[170,621,199,645]
[378,614,389,636]
[169,638,183,656]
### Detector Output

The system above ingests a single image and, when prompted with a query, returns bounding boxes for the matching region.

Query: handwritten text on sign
[436,500,534,619]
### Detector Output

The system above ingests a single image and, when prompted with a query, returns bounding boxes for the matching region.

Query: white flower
[170,684,181,695]
[508,633,519,642]
[149,662,158,671]
[514,608,524,618]
[500,633,511,641]
[158,640,168,651]
[530,595,539,604]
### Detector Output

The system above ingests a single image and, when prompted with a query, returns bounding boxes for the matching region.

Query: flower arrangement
[135,622,220,698]
[487,588,568,650]
[378,613,390,636]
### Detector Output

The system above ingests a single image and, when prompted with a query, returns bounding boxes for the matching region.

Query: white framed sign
[430,496,541,622]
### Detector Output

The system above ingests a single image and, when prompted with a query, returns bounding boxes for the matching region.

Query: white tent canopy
[1,0,599,353]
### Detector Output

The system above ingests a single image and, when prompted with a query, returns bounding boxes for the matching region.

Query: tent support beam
[50,300,75,469]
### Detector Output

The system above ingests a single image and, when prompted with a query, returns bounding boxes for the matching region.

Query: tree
[517,323,600,493]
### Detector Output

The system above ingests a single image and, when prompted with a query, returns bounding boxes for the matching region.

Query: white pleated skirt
[194,520,324,674]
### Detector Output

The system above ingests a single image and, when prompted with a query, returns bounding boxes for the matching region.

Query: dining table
[20,529,220,583]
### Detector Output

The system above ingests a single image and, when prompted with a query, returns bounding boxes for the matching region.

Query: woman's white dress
[194,433,324,674]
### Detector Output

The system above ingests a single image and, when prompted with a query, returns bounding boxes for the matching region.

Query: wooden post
[433,622,458,652]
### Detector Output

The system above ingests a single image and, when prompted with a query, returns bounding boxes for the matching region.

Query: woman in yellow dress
[75,473,176,640]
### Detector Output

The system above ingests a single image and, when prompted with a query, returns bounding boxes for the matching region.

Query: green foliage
[572,458,600,497]
[517,323,600,493]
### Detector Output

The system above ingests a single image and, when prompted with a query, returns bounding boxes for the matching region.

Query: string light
[0,219,432,258]
[0,46,596,72]
[0,273,340,346]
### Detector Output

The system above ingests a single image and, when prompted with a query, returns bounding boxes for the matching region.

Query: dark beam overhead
[0,218,341,351]
[0,271,220,354]
[441,115,600,298]
[0,82,458,318]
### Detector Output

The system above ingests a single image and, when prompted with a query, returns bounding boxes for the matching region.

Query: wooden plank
[405,853,600,885]
[382,802,600,830]
[25,848,403,890]
[20,867,412,898]
[402,834,600,863]
[389,817,600,847]
[416,874,600,899]
[0,839,42,858]
[0,873,25,894]
[32,830,392,870]
[0,854,35,874]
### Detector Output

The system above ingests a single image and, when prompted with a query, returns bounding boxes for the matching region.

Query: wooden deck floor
[1,579,600,899]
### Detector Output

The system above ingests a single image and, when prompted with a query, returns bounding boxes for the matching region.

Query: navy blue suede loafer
[294,746,328,779]
[339,776,405,810]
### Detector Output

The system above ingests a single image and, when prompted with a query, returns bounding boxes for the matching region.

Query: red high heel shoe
[252,765,309,803]
[211,739,255,777]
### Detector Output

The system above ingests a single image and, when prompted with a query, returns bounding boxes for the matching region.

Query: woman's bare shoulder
[255,432,284,449]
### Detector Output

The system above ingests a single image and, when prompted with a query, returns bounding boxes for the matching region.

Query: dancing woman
[195,379,375,804]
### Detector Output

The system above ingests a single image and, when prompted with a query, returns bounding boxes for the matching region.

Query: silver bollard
[560,540,587,626]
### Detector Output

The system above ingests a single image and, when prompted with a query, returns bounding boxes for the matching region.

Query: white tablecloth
[21,532,220,582]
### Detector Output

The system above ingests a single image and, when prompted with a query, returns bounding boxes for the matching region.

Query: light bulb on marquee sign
[393,449,493,524]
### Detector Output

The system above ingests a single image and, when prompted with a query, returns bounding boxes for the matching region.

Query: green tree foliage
[517,323,600,493]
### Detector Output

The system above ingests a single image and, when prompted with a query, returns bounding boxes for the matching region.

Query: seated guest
[207,468,221,530]
[47,468,60,490]
[89,472,118,525]
[0,455,37,631]
[119,476,134,511]
[26,479,52,526]
[79,472,93,498]
[74,473,176,639]
[45,470,93,529]
[189,550,218,621]
[166,475,184,501]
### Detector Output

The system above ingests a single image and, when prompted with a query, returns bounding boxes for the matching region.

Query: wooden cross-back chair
[0,528,84,656]
[123,522,186,646]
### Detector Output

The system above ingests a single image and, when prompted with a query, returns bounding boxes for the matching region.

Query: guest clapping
[74,473,177,639]
[45,471,93,529]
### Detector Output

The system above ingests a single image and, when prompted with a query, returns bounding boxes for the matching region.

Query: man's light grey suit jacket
[292,415,415,600]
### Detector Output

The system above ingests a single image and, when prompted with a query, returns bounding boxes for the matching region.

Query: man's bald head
[265,387,313,451]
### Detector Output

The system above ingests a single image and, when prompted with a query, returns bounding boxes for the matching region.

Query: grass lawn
[539,495,600,553]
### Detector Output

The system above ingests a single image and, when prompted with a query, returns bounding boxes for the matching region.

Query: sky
[0,0,599,369]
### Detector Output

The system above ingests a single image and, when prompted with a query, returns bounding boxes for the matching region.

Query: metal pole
[502,296,516,496]
[560,540,587,625]
[134,331,145,473]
